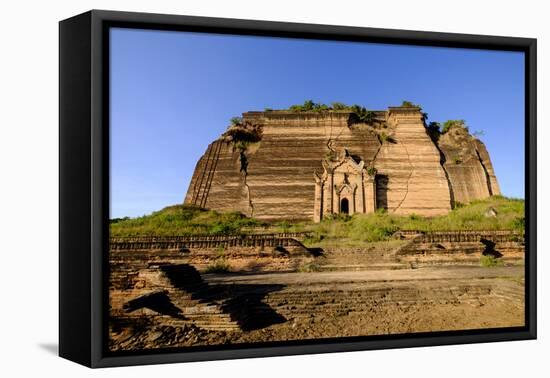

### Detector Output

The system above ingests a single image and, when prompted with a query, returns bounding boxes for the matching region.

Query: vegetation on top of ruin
[442,119,469,134]
[263,99,433,126]
[109,205,265,237]
[349,106,377,124]
[400,100,421,108]
[426,119,484,143]
[230,116,243,126]
[288,100,329,112]
[399,100,428,121]
[223,117,263,151]
[238,101,481,146]
[282,100,378,125]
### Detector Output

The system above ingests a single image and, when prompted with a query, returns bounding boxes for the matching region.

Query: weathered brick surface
[184,106,500,220]
[438,126,501,204]
[373,108,451,215]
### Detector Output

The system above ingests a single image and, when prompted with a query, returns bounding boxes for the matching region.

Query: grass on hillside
[110,196,524,242]
[110,205,264,237]
[281,196,524,245]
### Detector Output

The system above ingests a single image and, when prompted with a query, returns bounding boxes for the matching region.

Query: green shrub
[216,245,226,258]
[230,116,243,126]
[233,140,250,152]
[298,261,322,273]
[480,255,502,267]
[286,101,376,124]
[224,121,262,145]
[453,201,465,209]
[512,216,525,233]
[442,120,468,134]
[366,166,377,176]
[289,99,317,112]
[401,100,420,108]
[278,220,291,233]
[204,259,231,273]
[378,132,395,143]
[331,102,347,110]
[302,232,324,246]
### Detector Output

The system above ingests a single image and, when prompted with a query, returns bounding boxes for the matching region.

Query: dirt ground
[204,265,524,285]
[110,266,525,351]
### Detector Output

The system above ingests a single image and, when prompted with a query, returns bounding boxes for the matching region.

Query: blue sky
[110,28,525,218]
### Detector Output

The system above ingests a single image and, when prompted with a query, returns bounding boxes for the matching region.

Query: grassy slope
[110,196,524,241]
[280,196,524,245]
[110,205,263,237]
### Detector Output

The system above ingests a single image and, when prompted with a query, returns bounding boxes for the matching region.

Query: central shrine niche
[313,150,376,222]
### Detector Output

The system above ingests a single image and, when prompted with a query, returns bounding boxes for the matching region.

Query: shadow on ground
[124,291,187,319]
[481,238,503,258]
[38,343,58,355]
[125,264,287,331]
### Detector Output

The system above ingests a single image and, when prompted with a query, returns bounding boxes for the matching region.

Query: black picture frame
[59,9,537,368]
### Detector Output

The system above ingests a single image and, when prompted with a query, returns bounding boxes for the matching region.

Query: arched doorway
[340,198,349,214]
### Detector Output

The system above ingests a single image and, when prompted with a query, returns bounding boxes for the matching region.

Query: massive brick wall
[438,126,501,204]
[373,108,451,216]
[184,107,500,220]
[245,112,380,220]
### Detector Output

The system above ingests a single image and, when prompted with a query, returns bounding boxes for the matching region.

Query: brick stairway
[121,264,241,331]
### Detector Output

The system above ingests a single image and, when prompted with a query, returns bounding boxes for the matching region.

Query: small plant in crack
[378,132,396,144]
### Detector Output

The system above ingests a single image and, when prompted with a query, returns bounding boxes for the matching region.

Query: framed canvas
[59,9,537,368]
